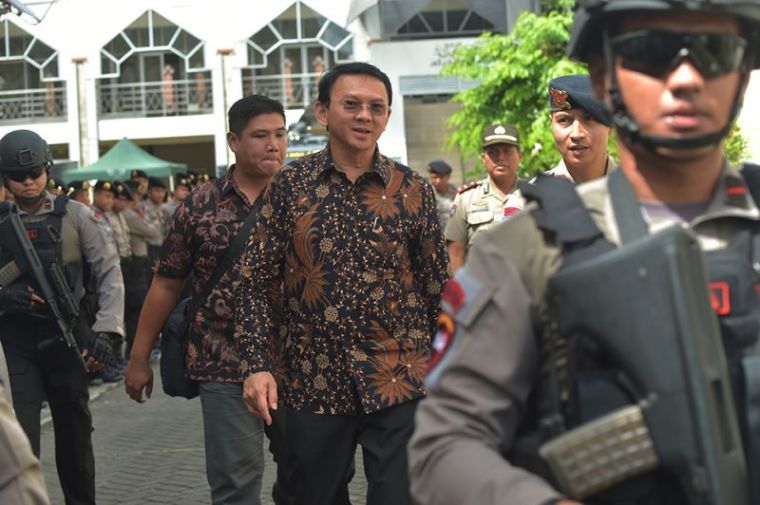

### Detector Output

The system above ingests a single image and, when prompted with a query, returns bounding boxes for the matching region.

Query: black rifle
[0,204,86,370]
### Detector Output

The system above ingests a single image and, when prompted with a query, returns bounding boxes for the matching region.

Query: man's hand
[0,285,44,312]
[125,356,153,403]
[82,331,114,372]
[243,372,278,425]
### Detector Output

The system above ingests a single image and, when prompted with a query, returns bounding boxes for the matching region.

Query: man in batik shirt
[238,62,448,505]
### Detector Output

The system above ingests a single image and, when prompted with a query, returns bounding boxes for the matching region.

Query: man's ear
[315,101,329,128]
[226,131,237,152]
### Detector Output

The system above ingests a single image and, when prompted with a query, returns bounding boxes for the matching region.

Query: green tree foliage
[443,8,584,178]
[725,124,752,165]
[442,1,750,179]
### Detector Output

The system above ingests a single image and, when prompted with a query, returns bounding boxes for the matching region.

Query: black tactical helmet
[569,0,760,65]
[568,0,760,152]
[0,129,53,174]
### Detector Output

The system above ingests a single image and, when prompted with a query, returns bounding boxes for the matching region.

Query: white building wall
[738,70,760,163]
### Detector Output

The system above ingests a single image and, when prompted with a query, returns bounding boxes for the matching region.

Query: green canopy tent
[61,138,187,184]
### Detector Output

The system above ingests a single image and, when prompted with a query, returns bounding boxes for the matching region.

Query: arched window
[395,0,495,39]
[242,0,354,109]
[0,19,64,120]
[99,10,212,117]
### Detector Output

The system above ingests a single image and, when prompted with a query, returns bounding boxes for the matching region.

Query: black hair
[228,95,286,136]
[317,62,393,107]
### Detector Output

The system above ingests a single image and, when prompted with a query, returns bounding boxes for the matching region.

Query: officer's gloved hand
[83,332,114,372]
[0,285,42,312]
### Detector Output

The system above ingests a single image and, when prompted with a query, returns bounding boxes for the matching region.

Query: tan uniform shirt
[122,207,161,258]
[409,163,759,505]
[138,200,166,247]
[435,186,457,232]
[445,177,524,247]
[104,211,132,259]
[0,344,50,504]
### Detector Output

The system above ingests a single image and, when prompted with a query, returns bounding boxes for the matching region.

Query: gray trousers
[200,381,265,505]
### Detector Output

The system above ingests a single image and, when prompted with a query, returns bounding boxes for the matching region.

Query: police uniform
[0,341,50,504]
[445,176,524,247]
[1,192,123,505]
[409,0,760,501]
[138,177,168,284]
[542,155,615,182]
[427,160,457,230]
[410,165,760,505]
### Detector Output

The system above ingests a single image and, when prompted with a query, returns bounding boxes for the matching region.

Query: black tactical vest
[0,196,83,336]
[512,167,760,505]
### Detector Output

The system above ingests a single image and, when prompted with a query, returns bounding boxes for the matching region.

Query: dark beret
[548,74,610,126]
[93,180,115,194]
[427,160,453,175]
[131,169,148,179]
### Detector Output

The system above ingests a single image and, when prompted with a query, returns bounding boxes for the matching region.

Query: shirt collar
[317,144,392,187]
[220,165,253,207]
[700,160,760,221]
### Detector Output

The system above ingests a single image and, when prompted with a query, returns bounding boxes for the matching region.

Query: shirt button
[381,195,387,200]
[391,378,397,383]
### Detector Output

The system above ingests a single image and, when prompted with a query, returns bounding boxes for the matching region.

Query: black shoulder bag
[160,204,259,399]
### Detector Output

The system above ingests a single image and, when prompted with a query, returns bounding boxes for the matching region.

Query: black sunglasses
[5,165,45,182]
[610,30,747,79]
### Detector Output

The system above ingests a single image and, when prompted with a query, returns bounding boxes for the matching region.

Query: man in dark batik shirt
[238,62,448,505]
[125,95,289,505]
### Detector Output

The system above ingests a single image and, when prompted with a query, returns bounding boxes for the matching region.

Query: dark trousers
[124,256,148,358]
[287,399,419,505]
[6,340,95,505]
[265,408,294,505]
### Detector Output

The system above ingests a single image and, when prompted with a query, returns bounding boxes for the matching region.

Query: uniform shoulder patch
[457,181,479,194]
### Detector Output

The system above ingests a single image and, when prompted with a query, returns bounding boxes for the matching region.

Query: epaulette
[457,181,479,194]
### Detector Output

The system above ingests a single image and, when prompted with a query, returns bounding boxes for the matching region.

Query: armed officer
[0,129,124,505]
[410,1,760,505]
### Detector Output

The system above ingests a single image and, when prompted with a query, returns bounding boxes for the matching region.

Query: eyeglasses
[610,30,747,79]
[339,99,389,116]
[4,165,45,182]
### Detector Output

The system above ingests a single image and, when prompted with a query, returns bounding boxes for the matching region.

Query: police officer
[92,180,135,382]
[139,177,167,284]
[445,123,525,272]
[0,129,124,505]
[161,172,192,217]
[427,160,457,230]
[410,1,760,504]
[116,180,158,358]
[545,74,613,183]
[67,180,91,206]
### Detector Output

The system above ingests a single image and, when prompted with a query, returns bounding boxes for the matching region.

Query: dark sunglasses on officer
[609,29,747,79]
[5,164,46,183]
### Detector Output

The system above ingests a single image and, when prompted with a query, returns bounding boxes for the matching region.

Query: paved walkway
[39,369,367,504]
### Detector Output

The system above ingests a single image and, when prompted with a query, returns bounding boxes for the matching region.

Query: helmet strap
[601,27,748,156]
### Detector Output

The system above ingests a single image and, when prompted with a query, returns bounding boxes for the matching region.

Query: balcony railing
[0,84,67,122]
[98,75,213,118]
[242,72,320,109]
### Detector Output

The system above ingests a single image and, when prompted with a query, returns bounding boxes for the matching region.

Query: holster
[541,225,747,505]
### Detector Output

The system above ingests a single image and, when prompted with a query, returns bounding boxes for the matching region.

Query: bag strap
[520,174,614,268]
[607,168,649,244]
[191,200,260,313]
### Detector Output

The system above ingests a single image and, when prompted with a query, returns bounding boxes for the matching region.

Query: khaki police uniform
[409,163,759,505]
[445,177,525,247]
[435,185,457,231]
[123,207,161,259]
[0,342,49,505]
[541,155,615,182]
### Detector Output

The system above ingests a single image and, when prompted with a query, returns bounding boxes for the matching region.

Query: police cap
[569,0,760,65]
[113,181,133,200]
[47,177,64,192]
[0,129,53,174]
[482,124,520,149]
[427,160,453,176]
[66,180,90,196]
[174,173,192,189]
[148,176,167,190]
[131,169,148,180]
[93,180,116,195]
[549,74,611,126]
